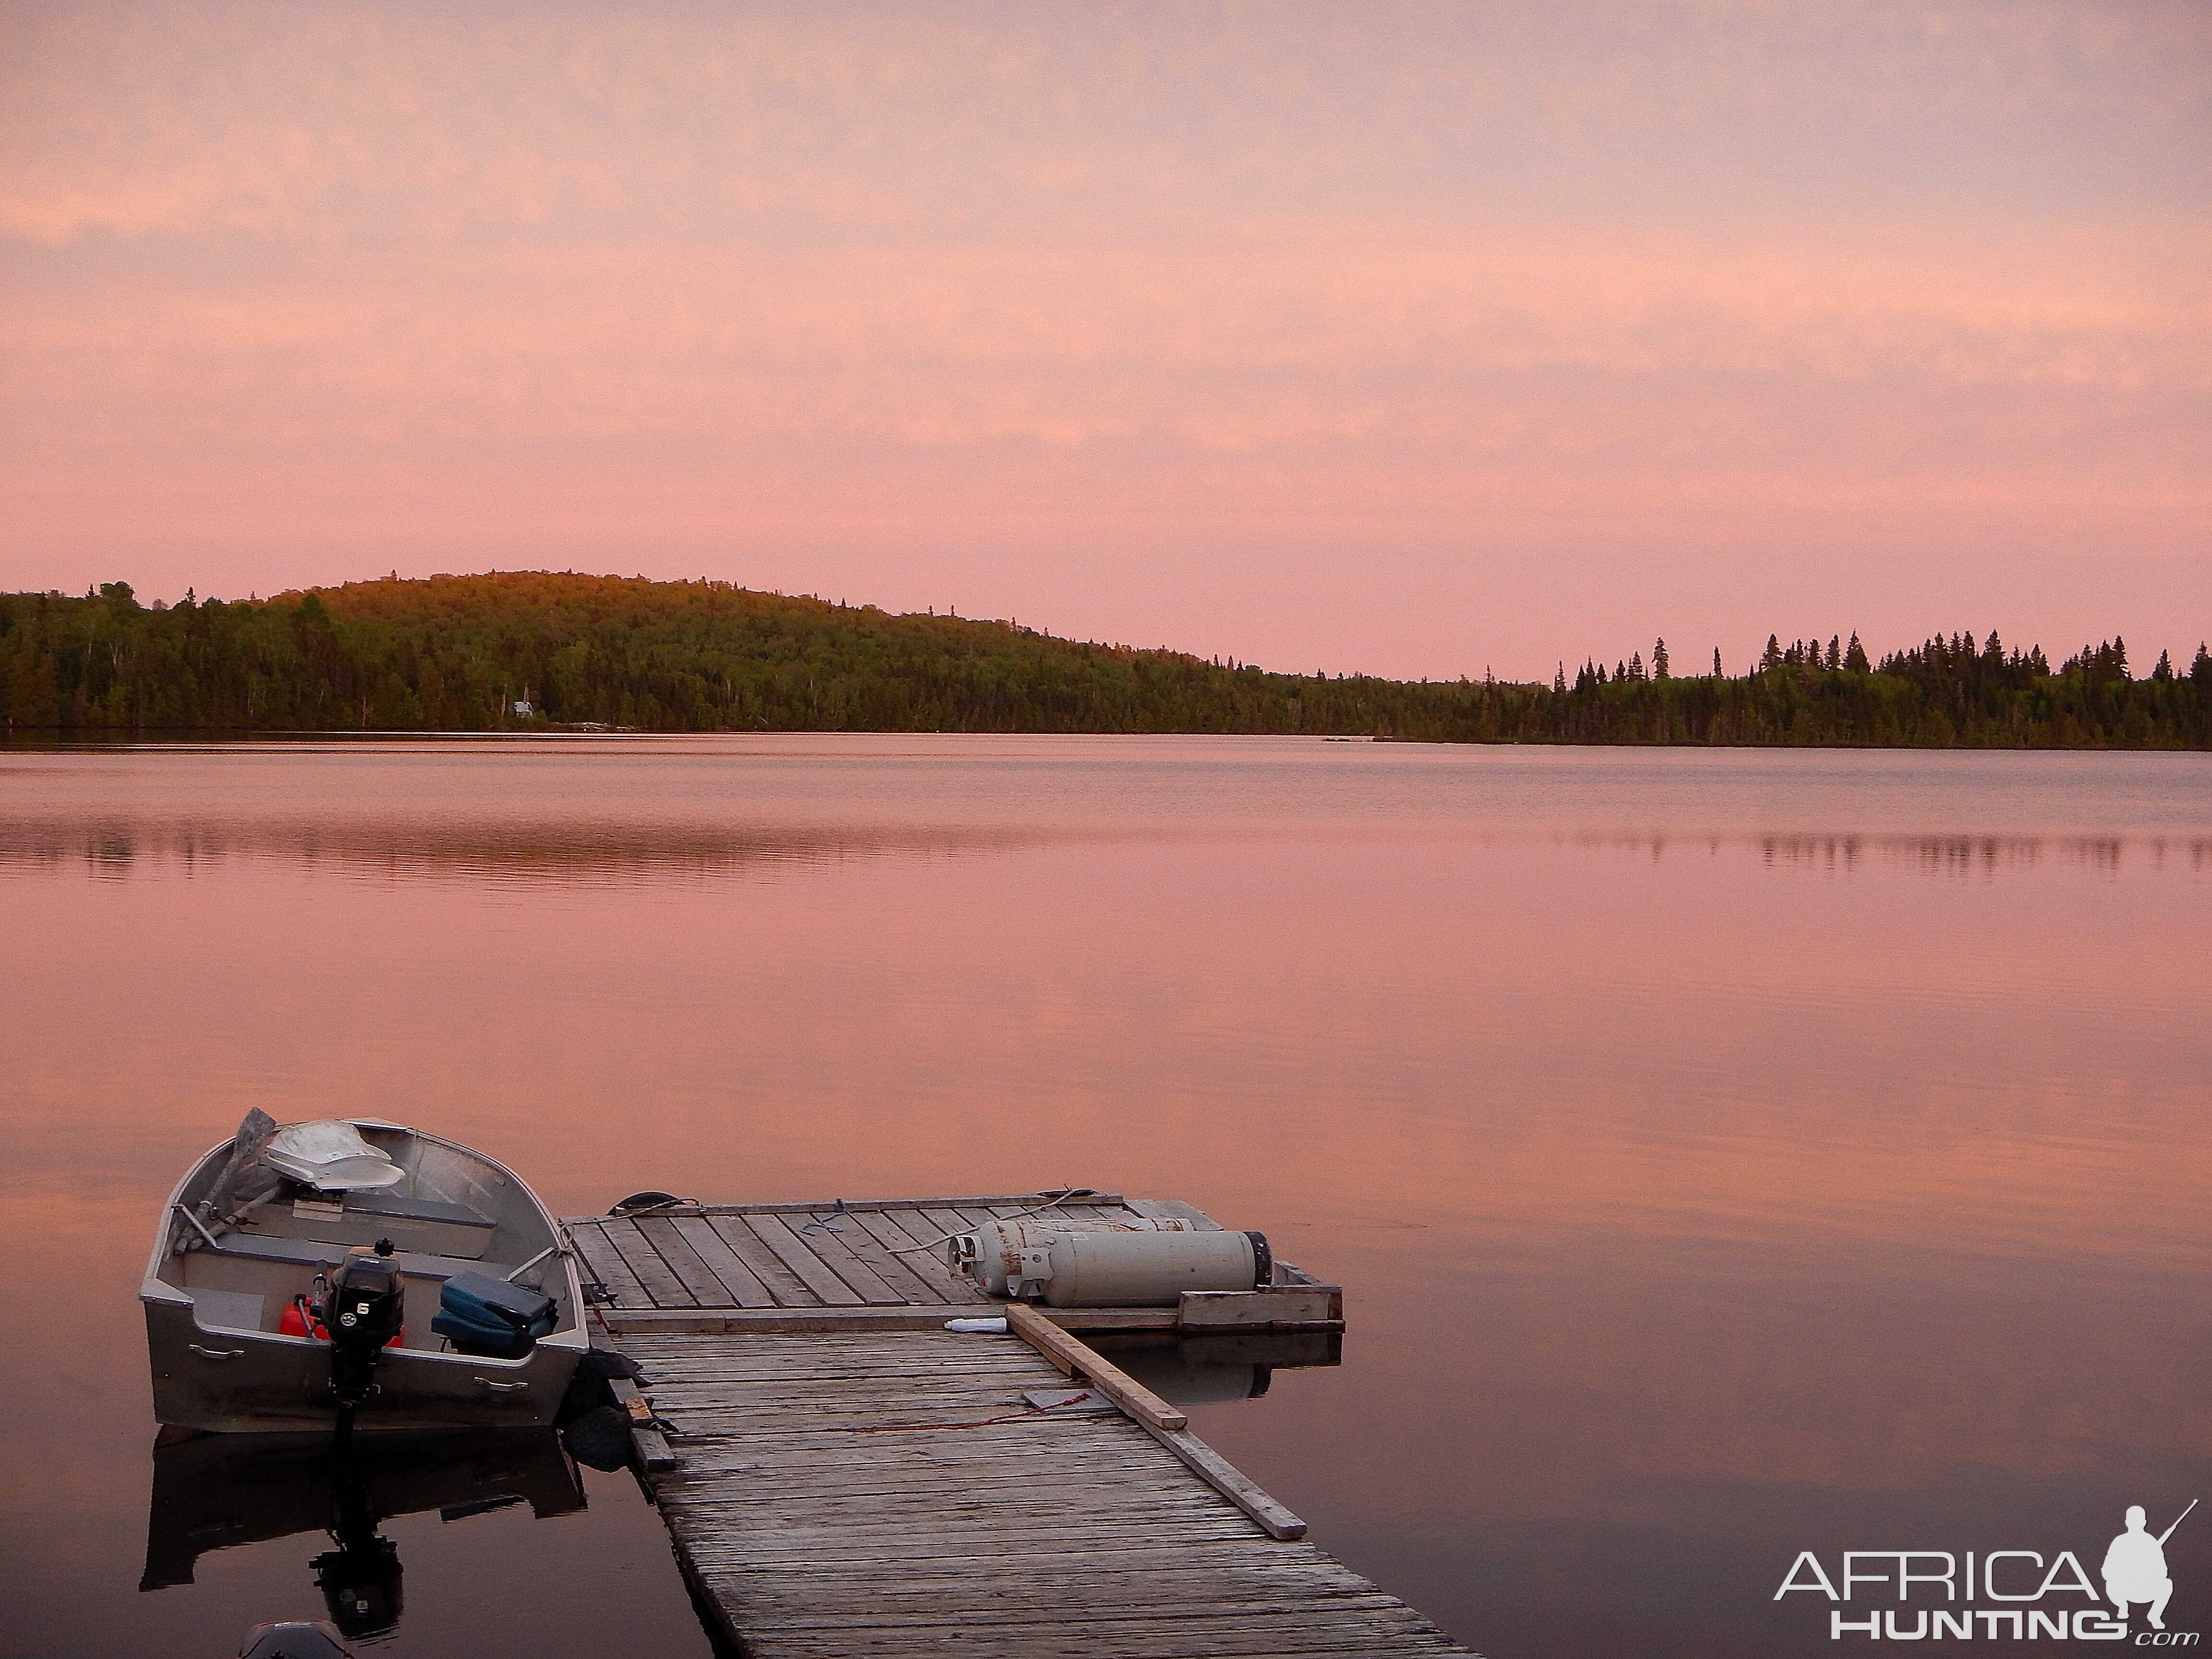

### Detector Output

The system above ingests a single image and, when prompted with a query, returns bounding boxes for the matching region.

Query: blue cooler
[432,1270,559,1359]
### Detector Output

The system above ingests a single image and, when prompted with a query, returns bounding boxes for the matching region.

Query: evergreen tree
[1844,633,1870,673]
[2152,650,2174,682]
[2063,638,2132,683]
[1760,635,1784,672]
[1712,648,1723,677]
[1652,638,1670,679]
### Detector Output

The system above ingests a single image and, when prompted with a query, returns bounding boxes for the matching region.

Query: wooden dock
[564,1193,1477,1659]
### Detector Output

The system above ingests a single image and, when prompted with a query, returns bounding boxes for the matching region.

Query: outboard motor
[324,1239,404,1407]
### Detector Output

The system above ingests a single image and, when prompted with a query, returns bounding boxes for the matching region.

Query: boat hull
[145,1290,585,1432]
[144,1119,587,1433]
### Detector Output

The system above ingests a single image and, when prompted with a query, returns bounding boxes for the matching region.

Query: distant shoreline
[5,573,2206,750]
[7,731,2212,757]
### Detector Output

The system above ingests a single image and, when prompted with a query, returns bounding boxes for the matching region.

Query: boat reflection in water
[142,1425,584,1644]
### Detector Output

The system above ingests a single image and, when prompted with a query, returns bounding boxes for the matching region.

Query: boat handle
[188,1344,245,1360]
[474,1378,529,1393]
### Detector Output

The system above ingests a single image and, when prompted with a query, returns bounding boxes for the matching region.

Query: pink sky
[2,0,2207,679]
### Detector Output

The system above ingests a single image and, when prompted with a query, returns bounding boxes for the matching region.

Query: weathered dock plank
[563,1219,648,1306]
[636,1215,742,1307]
[669,1214,779,1306]
[606,1219,700,1308]
[704,1214,820,1303]
[614,1326,1474,1658]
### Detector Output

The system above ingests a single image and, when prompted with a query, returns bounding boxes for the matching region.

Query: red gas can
[280,1290,400,1345]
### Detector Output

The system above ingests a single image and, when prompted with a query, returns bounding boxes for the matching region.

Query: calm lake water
[2,736,2207,1658]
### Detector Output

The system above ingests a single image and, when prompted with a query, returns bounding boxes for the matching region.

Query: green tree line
[2,573,2206,747]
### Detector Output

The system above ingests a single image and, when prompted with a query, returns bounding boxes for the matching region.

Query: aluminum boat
[143,1115,586,1432]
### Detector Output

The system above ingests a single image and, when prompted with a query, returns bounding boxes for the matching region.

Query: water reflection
[9,816,2207,888]
[143,1429,583,1639]
[1087,1329,1343,1406]
[0,816,1057,886]
[1563,831,2212,877]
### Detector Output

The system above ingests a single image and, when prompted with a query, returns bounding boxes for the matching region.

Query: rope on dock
[881,1186,1090,1255]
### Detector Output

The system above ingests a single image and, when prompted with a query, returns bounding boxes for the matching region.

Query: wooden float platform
[563,1193,1476,1659]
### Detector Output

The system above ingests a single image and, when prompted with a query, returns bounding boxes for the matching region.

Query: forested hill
[1,572,2206,748]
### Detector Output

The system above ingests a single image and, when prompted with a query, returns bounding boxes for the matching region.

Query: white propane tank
[1041,1230,1269,1308]
[950,1216,1199,1296]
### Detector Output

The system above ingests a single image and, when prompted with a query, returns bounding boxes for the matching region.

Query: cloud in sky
[2,0,2207,675]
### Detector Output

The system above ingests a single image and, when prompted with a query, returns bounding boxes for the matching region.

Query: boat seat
[342,1193,495,1230]
[204,1231,472,1281]
[243,1190,498,1258]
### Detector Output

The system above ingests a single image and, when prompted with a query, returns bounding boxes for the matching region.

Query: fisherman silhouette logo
[2109,1501,2196,1631]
